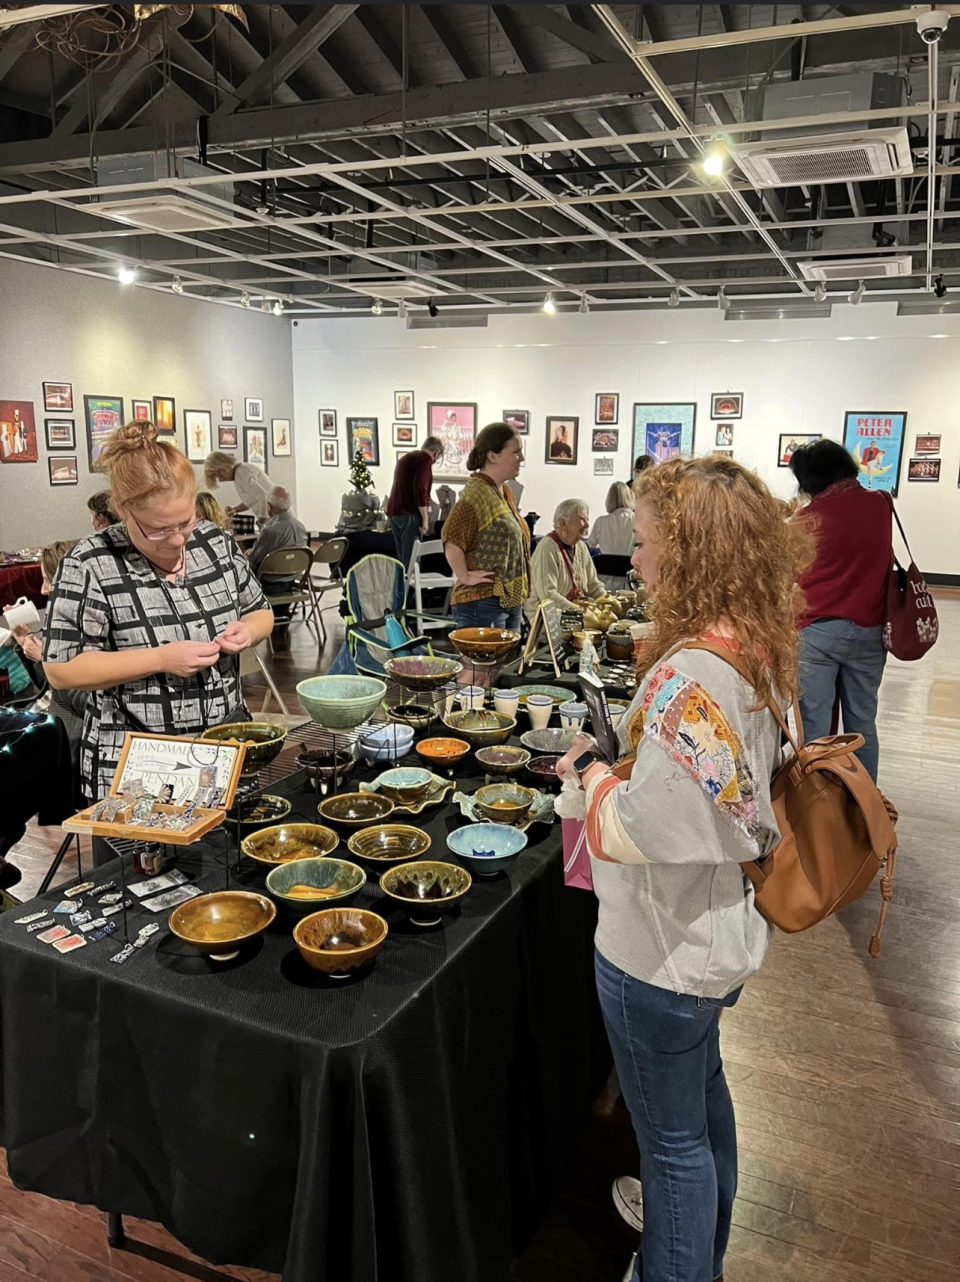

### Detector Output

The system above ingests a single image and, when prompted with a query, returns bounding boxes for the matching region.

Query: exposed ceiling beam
[418,4,479,81]
[50,16,175,137]
[0,24,36,85]
[492,5,539,75]
[353,6,418,89]
[717,6,735,34]
[523,6,630,64]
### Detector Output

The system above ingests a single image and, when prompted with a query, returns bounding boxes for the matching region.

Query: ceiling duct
[88,156,239,233]
[724,302,833,321]
[407,314,489,330]
[896,299,960,316]
[799,255,912,282]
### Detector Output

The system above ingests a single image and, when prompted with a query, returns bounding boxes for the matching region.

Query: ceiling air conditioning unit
[349,279,438,301]
[89,155,240,233]
[799,255,912,282]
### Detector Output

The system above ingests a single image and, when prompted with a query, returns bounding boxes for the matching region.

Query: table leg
[106,1212,125,1248]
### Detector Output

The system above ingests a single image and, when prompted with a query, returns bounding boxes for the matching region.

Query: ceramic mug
[493,688,520,718]
[434,682,459,717]
[527,694,553,731]
[2,595,41,634]
[457,685,486,712]
[559,700,588,732]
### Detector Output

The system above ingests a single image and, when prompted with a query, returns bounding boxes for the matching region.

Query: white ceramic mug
[493,689,520,718]
[527,694,553,731]
[559,700,588,732]
[2,595,41,634]
[434,683,459,717]
[457,685,486,712]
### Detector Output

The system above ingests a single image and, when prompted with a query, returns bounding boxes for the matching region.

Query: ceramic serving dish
[296,748,356,791]
[448,627,521,664]
[524,754,563,791]
[475,746,531,777]
[383,655,463,691]
[294,908,388,978]
[200,722,287,771]
[241,823,339,867]
[318,791,395,831]
[514,684,572,708]
[358,723,415,764]
[375,767,433,805]
[473,782,537,826]
[520,727,577,754]
[168,890,275,961]
[265,857,366,918]
[347,823,431,865]
[445,823,527,878]
[378,860,471,927]
[415,737,471,769]
[358,775,454,815]
[296,675,386,730]
[224,793,292,833]
[454,788,555,831]
[442,709,516,747]
[387,702,436,730]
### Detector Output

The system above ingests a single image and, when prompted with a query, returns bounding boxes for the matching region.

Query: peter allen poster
[842,410,907,497]
[0,400,38,463]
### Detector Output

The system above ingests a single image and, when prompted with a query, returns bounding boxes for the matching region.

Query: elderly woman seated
[524,498,605,622]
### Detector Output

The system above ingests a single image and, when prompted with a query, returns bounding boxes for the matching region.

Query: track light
[702,140,726,177]
[272,299,284,316]
[933,274,947,299]
[668,289,680,308]
[578,293,589,314]
[428,299,439,318]
[542,292,556,315]
[117,264,137,285]
[171,275,183,295]
[717,286,730,312]
[848,280,865,305]
[814,282,827,303]
[397,299,408,320]
[261,298,272,313]
[371,297,383,316]
[240,291,250,308]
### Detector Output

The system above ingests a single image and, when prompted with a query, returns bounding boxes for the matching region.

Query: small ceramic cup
[434,683,459,717]
[493,688,520,718]
[559,700,588,732]
[457,685,486,712]
[527,694,553,731]
[608,705,627,730]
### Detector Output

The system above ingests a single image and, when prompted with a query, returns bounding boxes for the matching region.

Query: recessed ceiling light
[702,140,726,177]
[542,292,556,315]
[117,265,137,285]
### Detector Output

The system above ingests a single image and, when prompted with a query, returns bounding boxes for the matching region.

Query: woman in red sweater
[789,440,892,781]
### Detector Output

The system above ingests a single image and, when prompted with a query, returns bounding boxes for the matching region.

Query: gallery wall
[292,304,960,578]
[0,257,295,549]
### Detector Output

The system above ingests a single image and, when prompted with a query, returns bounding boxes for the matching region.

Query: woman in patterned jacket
[557,456,813,1282]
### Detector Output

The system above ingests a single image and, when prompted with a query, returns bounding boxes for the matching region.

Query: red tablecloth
[0,562,44,610]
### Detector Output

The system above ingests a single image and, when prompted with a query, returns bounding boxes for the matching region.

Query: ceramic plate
[359,774,455,814]
[452,788,555,830]
[514,684,573,708]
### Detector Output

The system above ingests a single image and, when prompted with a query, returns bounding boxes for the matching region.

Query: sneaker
[612,1176,644,1232]
[621,1251,638,1282]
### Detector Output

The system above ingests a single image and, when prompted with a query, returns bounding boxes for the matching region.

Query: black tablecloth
[0,755,606,1282]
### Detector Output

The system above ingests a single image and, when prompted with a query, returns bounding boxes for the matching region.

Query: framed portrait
[183,409,212,462]
[396,449,414,462]
[271,418,291,457]
[83,395,124,469]
[0,400,38,464]
[394,390,415,420]
[633,403,696,464]
[319,408,337,437]
[914,434,940,454]
[45,418,75,450]
[245,427,266,466]
[502,410,529,435]
[346,416,379,466]
[715,423,734,448]
[778,434,821,467]
[593,457,615,476]
[42,381,73,413]
[153,396,176,434]
[392,422,416,447]
[711,392,743,419]
[221,399,234,421]
[427,402,477,475]
[592,428,618,453]
[907,456,940,482]
[218,424,238,449]
[48,455,78,486]
[132,400,152,421]
[842,410,907,496]
[545,416,579,465]
[320,439,339,467]
[244,397,264,423]
[715,447,734,457]
[595,393,619,425]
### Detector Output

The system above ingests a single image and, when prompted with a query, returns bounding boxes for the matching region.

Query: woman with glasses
[43,422,274,804]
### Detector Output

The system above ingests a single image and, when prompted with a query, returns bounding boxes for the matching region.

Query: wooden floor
[3,599,959,1282]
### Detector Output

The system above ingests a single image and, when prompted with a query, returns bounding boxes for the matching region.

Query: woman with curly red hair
[558,455,813,1282]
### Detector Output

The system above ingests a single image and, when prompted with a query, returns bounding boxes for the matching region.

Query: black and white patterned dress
[43,521,269,801]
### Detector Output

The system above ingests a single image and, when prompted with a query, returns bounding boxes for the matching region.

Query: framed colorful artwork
[319,409,337,437]
[48,455,78,486]
[593,458,615,476]
[394,390,415,420]
[502,410,529,435]
[914,434,940,454]
[633,403,696,463]
[244,427,266,466]
[595,393,619,425]
[545,416,579,465]
[711,392,742,419]
[42,381,73,413]
[907,456,940,482]
[271,418,291,457]
[842,410,907,496]
[221,399,234,421]
[132,400,152,421]
[427,402,477,474]
[83,395,124,469]
[346,416,380,466]
[153,396,176,434]
[45,418,75,450]
[218,425,238,449]
[320,439,339,467]
[244,397,264,423]
[0,401,38,463]
[715,423,734,447]
[778,434,821,467]
[592,428,618,453]
[392,422,416,447]
[184,409,212,462]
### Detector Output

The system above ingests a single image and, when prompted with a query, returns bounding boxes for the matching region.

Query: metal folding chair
[239,640,291,716]
[257,547,322,649]
[305,536,348,647]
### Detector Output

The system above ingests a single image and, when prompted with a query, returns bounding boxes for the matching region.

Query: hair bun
[98,420,159,471]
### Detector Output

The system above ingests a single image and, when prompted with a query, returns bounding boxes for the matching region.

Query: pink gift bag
[562,818,593,891]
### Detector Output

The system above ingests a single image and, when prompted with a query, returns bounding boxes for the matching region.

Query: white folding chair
[407,539,454,631]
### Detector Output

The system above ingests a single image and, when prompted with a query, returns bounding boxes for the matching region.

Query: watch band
[573,749,601,778]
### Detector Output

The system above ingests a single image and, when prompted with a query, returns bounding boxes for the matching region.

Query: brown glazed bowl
[442,709,516,747]
[241,823,339,867]
[296,748,356,790]
[200,722,287,771]
[605,634,635,663]
[415,737,472,769]
[524,754,563,791]
[168,890,276,961]
[317,791,395,831]
[570,629,603,653]
[448,627,521,664]
[378,860,471,928]
[347,823,431,866]
[475,746,531,777]
[473,782,536,826]
[294,908,388,977]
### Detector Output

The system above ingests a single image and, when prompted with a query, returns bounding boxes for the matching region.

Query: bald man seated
[249,487,309,584]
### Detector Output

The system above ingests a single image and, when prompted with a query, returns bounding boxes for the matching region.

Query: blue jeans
[798,619,887,782]
[451,598,523,633]
[389,514,421,574]
[595,951,739,1282]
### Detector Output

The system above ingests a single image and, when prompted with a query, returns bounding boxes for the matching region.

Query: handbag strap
[884,492,914,566]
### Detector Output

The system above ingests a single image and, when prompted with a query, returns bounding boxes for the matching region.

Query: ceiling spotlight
[814,282,827,303]
[702,140,726,177]
[371,297,383,316]
[717,286,730,312]
[240,291,250,308]
[542,292,556,315]
[579,293,589,314]
[668,289,680,308]
[427,299,439,318]
[933,274,947,299]
[261,298,272,313]
[117,264,137,285]
[272,299,284,316]
[848,280,865,305]
[397,299,408,320]
[171,275,183,295]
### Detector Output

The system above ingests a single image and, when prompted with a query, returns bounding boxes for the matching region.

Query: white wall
[292,302,960,578]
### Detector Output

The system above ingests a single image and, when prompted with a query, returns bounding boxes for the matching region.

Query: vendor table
[0,560,44,610]
[0,733,606,1282]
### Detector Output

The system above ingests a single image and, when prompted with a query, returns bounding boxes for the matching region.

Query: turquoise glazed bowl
[265,857,366,918]
[445,823,527,877]
[296,675,386,730]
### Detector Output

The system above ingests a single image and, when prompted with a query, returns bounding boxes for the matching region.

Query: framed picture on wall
[778,434,821,467]
[594,458,615,476]
[907,456,940,482]
[245,427,266,466]
[392,423,416,447]
[244,397,264,423]
[915,434,940,454]
[396,449,414,462]
[83,395,124,469]
[0,401,38,463]
[45,418,75,450]
[132,400,152,421]
[218,425,238,449]
[711,392,743,419]
[502,410,529,435]
[271,418,291,457]
[394,391,415,420]
[221,399,234,421]
[320,439,339,468]
[346,417,379,466]
[592,429,618,453]
[633,403,696,463]
[428,402,477,474]
[545,416,578,465]
[42,381,73,413]
[184,409,212,462]
[319,409,337,437]
[715,423,734,448]
[48,455,78,486]
[842,410,907,496]
[595,393,619,425]
[153,396,176,434]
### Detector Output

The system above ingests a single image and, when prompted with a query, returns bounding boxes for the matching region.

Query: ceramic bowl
[200,721,287,772]
[607,700,629,728]
[265,857,366,918]
[294,908,388,978]
[358,723,415,764]
[515,684,571,708]
[570,629,603,652]
[520,727,577,754]
[318,791,395,831]
[387,702,436,730]
[296,748,356,790]
[448,627,521,664]
[168,890,275,961]
[296,675,386,730]
[445,823,528,878]
[376,767,433,805]
[525,754,563,791]
[473,782,536,826]
[383,655,463,691]
[415,737,472,769]
[241,822,339,867]
[605,634,635,662]
[442,709,516,747]
[224,793,292,833]
[378,860,471,927]
[475,746,531,777]
[347,823,432,866]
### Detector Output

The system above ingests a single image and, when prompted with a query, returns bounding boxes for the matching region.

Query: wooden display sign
[63,803,226,847]
[518,600,564,678]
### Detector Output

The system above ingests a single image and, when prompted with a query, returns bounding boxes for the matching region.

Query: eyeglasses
[130,513,197,543]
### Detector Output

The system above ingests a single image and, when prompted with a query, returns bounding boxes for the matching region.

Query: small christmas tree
[350,451,374,492]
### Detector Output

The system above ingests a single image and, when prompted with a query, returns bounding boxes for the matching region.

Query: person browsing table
[44,422,274,802]
[385,436,444,572]
[204,451,275,522]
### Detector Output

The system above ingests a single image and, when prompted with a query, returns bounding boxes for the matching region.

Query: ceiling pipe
[926,39,940,290]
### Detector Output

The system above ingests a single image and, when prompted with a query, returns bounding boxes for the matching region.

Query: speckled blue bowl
[445,822,528,877]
